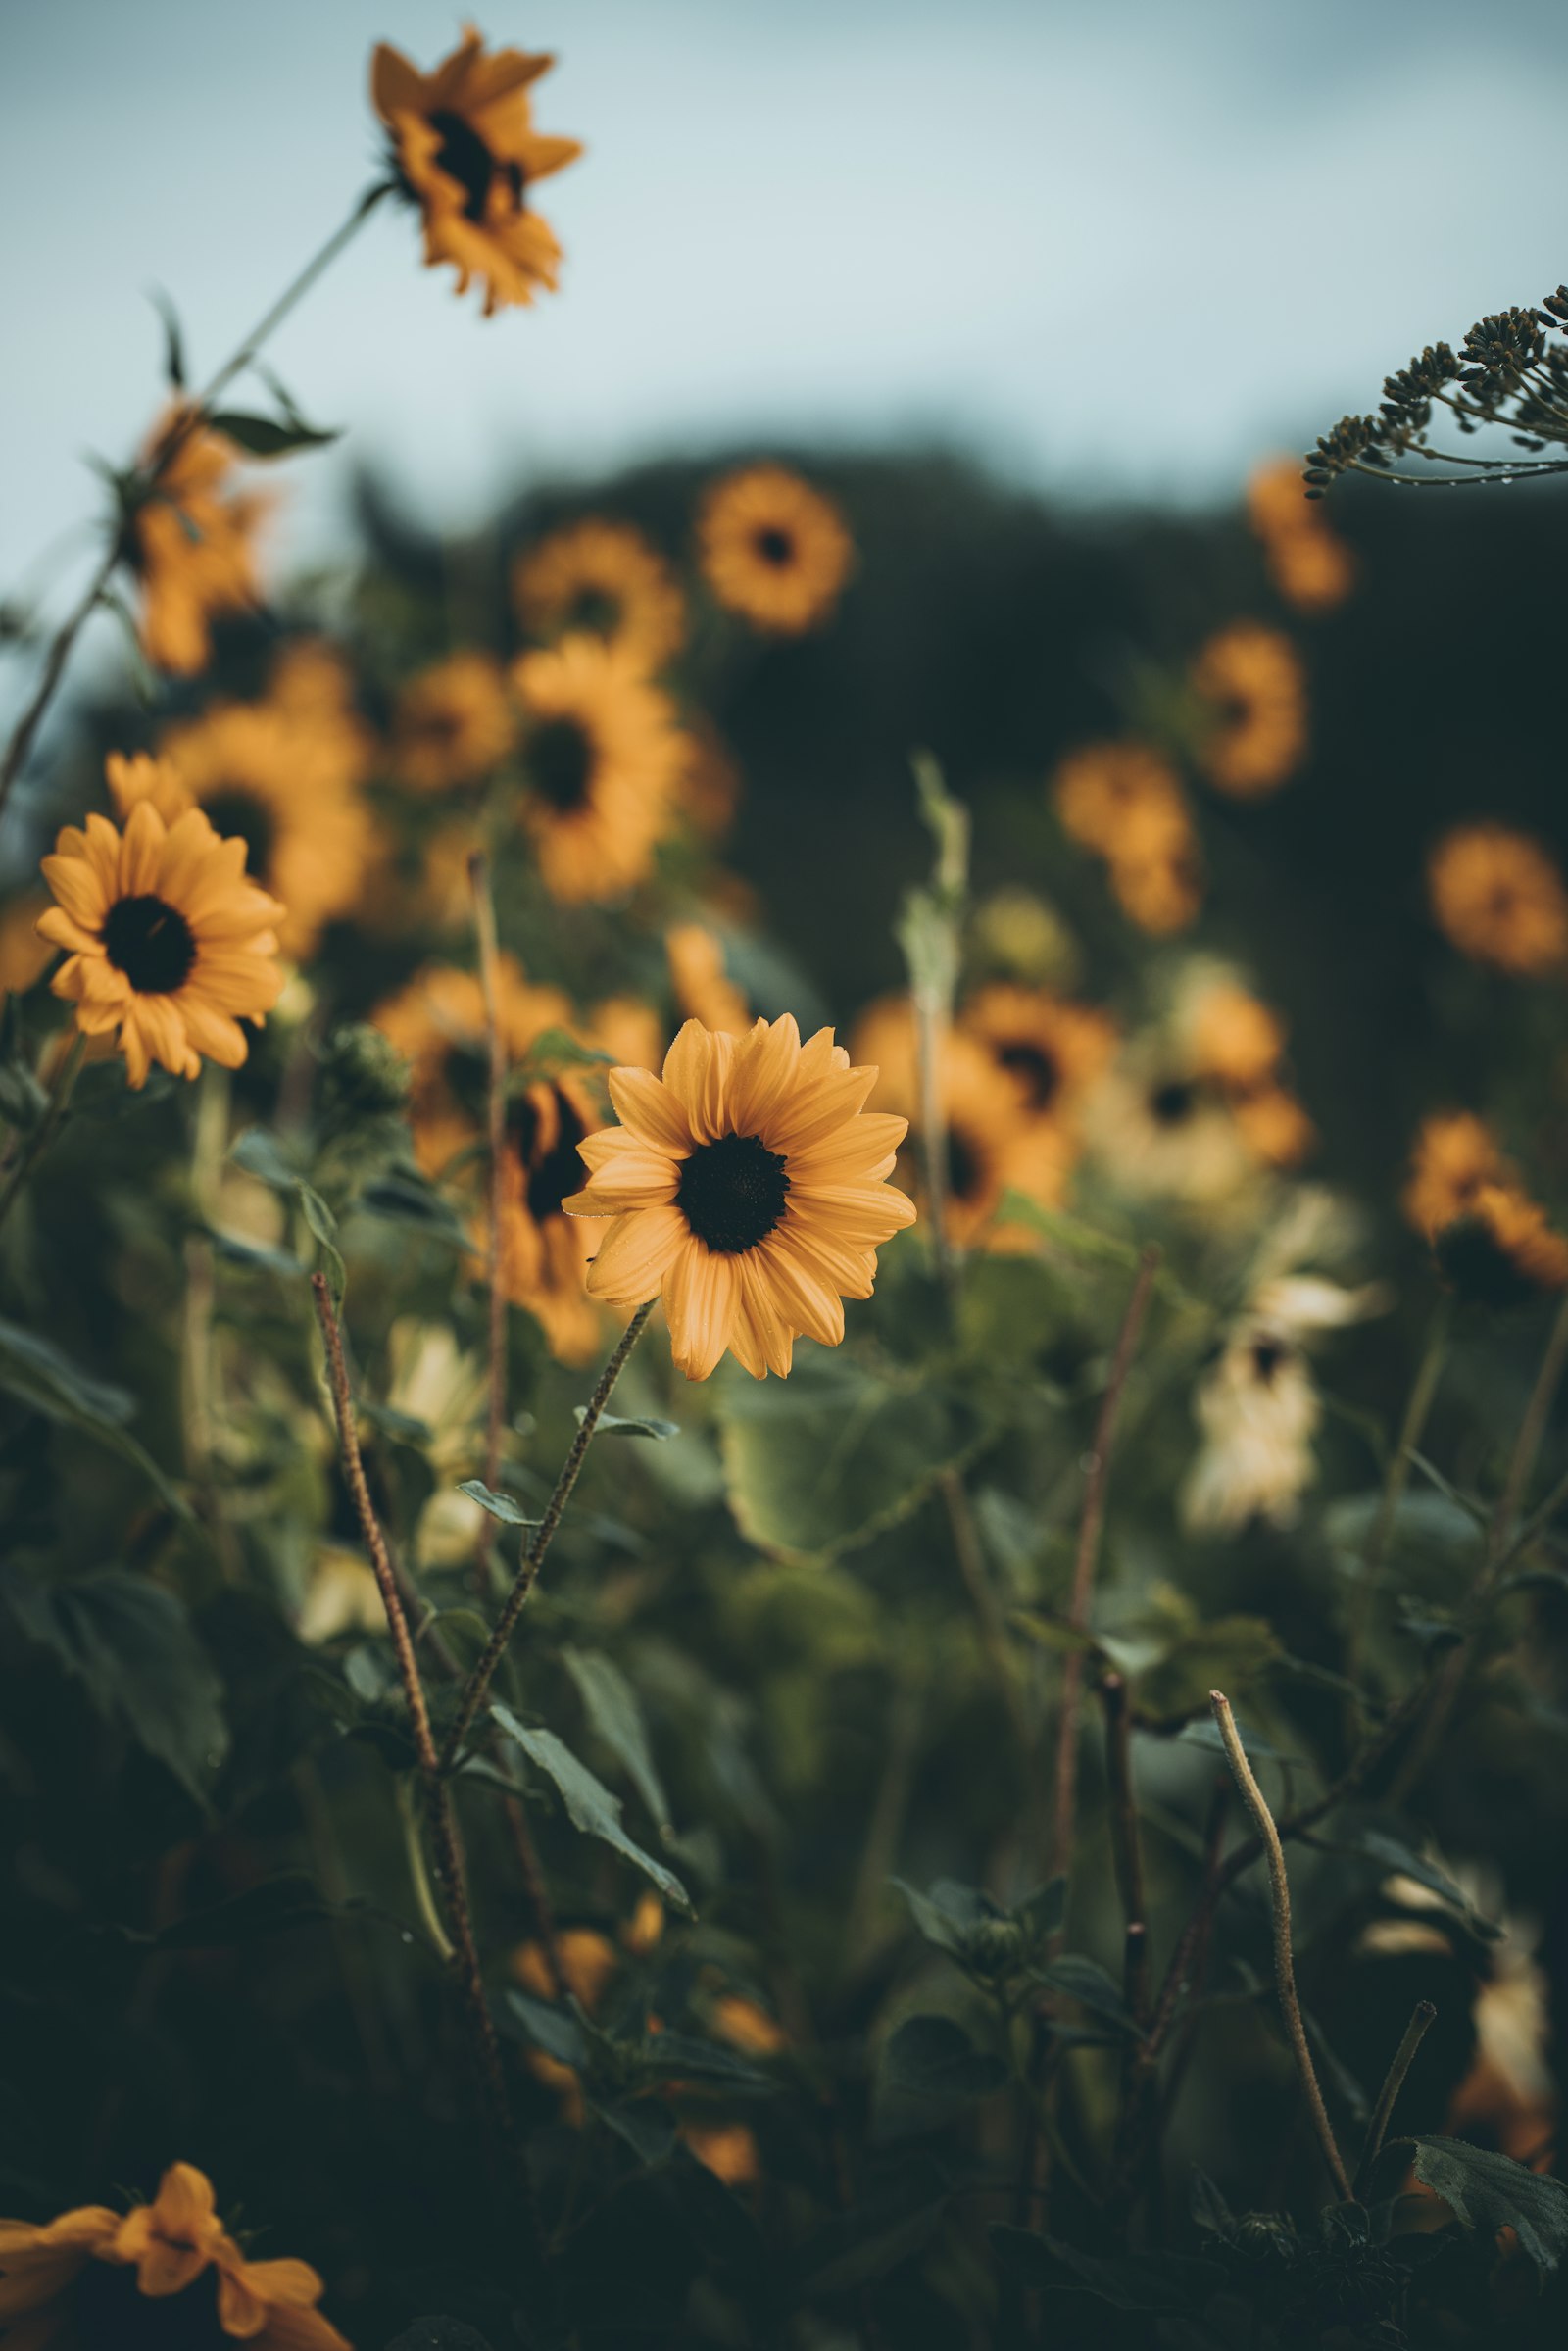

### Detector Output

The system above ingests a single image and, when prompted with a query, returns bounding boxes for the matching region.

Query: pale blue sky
[4,0,1568,605]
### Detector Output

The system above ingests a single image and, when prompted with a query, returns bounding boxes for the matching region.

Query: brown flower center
[678,1132,789,1252]
[946,1126,984,1203]
[102,895,197,995]
[754,526,795,569]
[428,109,524,223]
[997,1040,1060,1112]
[74,2258,227,2348]
[512,1084,591,1224]
[566,587,623,639]
[201,787,276,887]
[527,717,595,813]
[1148,1078,1197,1128]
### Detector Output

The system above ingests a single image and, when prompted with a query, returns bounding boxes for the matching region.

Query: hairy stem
[1355,2000,1436,2197]
[469,849,510,1598]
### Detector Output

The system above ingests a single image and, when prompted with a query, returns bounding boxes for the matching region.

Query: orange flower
[1435,1182,1568,1310]
[666,923,751,1036]
[1247,456,1355,612]
[1052,742,1204,933]
[515,519,686,672]
[512,635,685,904]
[128,406,267,677]
[1402,1112,1508,1240]
[390,651,516,792]
[1192,623,1307,799]
[1428,823,1568,976]
[697,466,854,635]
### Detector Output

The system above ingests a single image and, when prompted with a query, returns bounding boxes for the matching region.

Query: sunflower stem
[0,1030,85,1237]
[939,1466,1031,1755]
[1355,2000,1436,2197]
[1209,1690,1353,2203]
[442,1298,658,1769]
[469,849,510,1600]
[1344,1289,1452,1732]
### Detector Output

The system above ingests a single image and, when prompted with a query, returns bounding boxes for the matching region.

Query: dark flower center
[427,109,525,223]
[566,588,623,639]
[102,895,197,995]
[1148,1078,1197,1128]
[1250,1336,1288,1385]
[201,788,275,886]
[527,717,595,813]
[74,2259,228,2349]
[513,1084,590,1224]
[677,1132,789,1253]
[754,526,795,569]
[946,1126,983,1202]
[997,1041,1060,1112]
[1436,1215,1541,1314]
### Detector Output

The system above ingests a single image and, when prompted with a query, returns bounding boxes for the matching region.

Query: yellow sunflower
[1178,972,1314,1170]
[512,634,685,903]
[696,465,854,636]
[1246,456,1355,613]
[1192,623,1307,799]
[1427,823,1568,976]
[371,30,582,316]
[0,2161,349,2349]
[959,982,1117,1126]
[37,802,284,1089]
[1434,1182,1568,1311]
[127,406,268,677]
[0,891,53,1008]
[1401,1111,1507,1240]
[150,669,373,960]
[564,1015,916,1380]
[666,923,752,1036]
[1052,742,1204,933]
[673,717,743,842]
[389,651,515,793]
[514,519,686,672]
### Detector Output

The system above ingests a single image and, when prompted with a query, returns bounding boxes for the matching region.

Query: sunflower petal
[583,1205,685,1303]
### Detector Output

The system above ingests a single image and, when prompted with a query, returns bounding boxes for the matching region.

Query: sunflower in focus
[1247,456,1355,613]
[391,651,516,792]
[565,1015,915,1379]
[147,664,373,960]
[0,2160,348,2348]
[515,519,686,671]
[667,923,751,1036]
[1052,742,1203,934]
[37,802,284,1089]
[697,465,853,636]
[127,406,267,677]
[1427,823,1568,976]
[1192,622,1306,799]
[371,30,582,316]
[852,998,1068,1248]
[512,634,684,903]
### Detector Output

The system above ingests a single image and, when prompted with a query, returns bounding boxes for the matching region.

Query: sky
[4,0,1568,613]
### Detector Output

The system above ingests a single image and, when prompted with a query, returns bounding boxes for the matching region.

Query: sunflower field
[6,26,1568,2351]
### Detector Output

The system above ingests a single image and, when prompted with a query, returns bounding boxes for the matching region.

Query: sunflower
[1427,823,1568,976]
[1247,456,1355,613]
[1083,1051,1256,1208]
[147,668,372,962]
[1401,1111,1507,1239]
[37,803,283,1089]
[1433,1183,1568,1312]
[0,2160,349,2349]
[850,999,1066,1249]
[959,983,1117,1127]
[666,923,751,1036]
[564,1015,915,1380]
[1178,970,1315,1170]
[1051,742,1203,933]
[672,717,742,842]
[696,465,854,635]
[512,634,684,903]
[1192,623,1307,799]
[126,407,268,677]
[0,891,52,1008]
[515,519,686,672]
[371,30,582,316]
[390,651,516,792]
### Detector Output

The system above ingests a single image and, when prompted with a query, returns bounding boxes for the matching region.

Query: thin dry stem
[1356,2000,1437,2196]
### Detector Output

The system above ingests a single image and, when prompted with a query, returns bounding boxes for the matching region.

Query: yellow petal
[583,1205,686,1303]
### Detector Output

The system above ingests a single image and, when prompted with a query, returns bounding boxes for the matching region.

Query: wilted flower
[565,1015,916,1380]
[515,518,686,671]
[1427,823,1568,976]
[697,465,854,635]
[1192,623,1307,799]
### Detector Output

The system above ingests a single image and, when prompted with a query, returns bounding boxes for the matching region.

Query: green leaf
[208,1227,306,1280]
[1189,2169,1236,2236]
[1036,1955,1142,2035]
[456,1480,541,1530]
[0,1314,185,1511]
[356,1172,469,1250]
[148,288,186,388]
[154,1873,407,1947]
[206,409,341,458]
[1409,2137,1568,2270]
[1137,1614,1284,1730]
[874,2015,1006,2139]
[590,2098,679,2166]
[893,1876,988,1960]
[491,1704,692,1912]
[512,1027,614,1079]
[990,2229,1225,2312]
[1327,1821,1504,1940]
[793,2156,950,2299]
[229,1129,345,1296]
[634,2031,769,2088]
[0,1566,225,1799]
[504,1987,589,2069]
[579,1408,681,1441]
[562,1646,672,1834]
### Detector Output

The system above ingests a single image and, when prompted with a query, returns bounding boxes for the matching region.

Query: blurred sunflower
[38,803,284,1089]
[565,1015,916,1380]
[1247,456,1355,612]
[1402,1111,1507,1239]
[515,519,686,671]
[385,1317,489,1566]
[1178,969,1315,1170]
[959,982,1117,1127]
[371,30,582,316]
[1433,1183,1568,1311]
[672,717,742,842]
[127,406,267,677]
[390,651,516,792]
[696,465,854,635]
[1083,1050,1255,1208]
[0,2159,348,2348]
[1052,742,1203,933]
[0,890,52,1008]
[1192,622,1307,799]
[1427,823,1568,976]
[512,634,684,903]
[150,667,373,960]
[666,923,751,1036]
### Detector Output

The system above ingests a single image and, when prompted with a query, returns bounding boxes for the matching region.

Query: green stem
[1345,1291,1451,1723]
[394,1774,456,1964]
[1355,2000,1436,2197]
[0,1031,85,1236]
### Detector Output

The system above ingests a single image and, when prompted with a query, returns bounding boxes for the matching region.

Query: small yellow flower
[390,651,516,792]
[371,29,582,316]
[1192,622,1307,799]
[697,465,854,635]
[1428,822,1568,976]
[38,802,284,1089]
[515,519,686,671]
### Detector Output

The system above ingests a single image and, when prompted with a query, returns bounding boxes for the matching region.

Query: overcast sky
[5,0,1568,607]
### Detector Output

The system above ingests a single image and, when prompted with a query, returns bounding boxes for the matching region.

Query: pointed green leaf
[491,1704,692,1912]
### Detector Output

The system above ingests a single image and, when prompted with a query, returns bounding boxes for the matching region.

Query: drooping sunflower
[390,651,516,792]
[371,30,582,316]
[37,802,284,1088]
[512,634,685,903]
[151,670,373,960]
[696,465,854,636]
[1246,456,1355,613]
[1427,822,1568,976]
[564,1015,916,1380]
[514,519,686,672]
[127,406,268,677]
[1191,623,1307,799]
[0,2159,349,2348]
